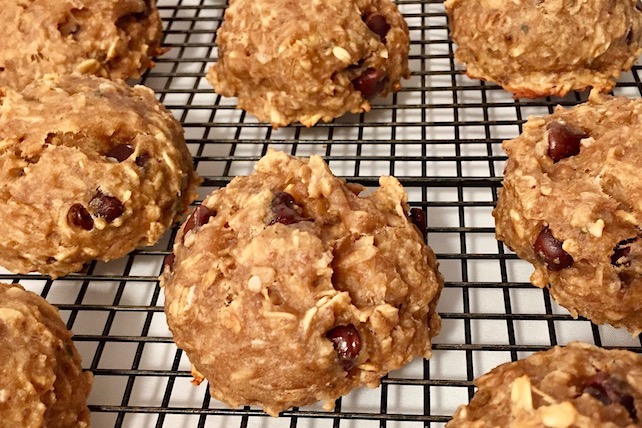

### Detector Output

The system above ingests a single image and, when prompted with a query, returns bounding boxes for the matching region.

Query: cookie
[0,0,165,91]
[447,342,642,427]
[0,282,93,427]
[493,95,642,333]
[0,74,200,278]
[444,0,642,98]
[161,150,443,416]
[207,0,410,127]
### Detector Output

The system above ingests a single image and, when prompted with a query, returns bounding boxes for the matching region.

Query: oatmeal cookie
[0,0,164,91]
[444,0,642,98]
[0,74,200,278]
[161,150,443,416]
[493,95,642,333]
[0,282,92,428]
[447,342,642,427]
[207,0,410,127]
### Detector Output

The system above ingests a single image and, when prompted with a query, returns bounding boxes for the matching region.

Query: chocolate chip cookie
[0,0,164,91]
[207,0,410,127]
[0,74,200,278]
[447,342,642,427]
[444,0,642,98]
[161,151,443,416]
[0,282,93,427]
[493,95,642,333]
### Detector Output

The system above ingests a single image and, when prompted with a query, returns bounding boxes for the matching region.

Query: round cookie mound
[207,0,410,127]
[0,282,93,427]
[0,0,165,91]
[447,342,642,427]
[444,0,642,98]
[0,74,200,278]
[494,96,642,333]
[161,151,443,416]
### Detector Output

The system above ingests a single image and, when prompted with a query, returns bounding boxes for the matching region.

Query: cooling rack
[4,0,642,426]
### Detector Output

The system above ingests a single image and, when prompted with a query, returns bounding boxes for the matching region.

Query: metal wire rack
[5,0,642,426]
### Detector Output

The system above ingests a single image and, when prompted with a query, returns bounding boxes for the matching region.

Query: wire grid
[4,0,642,427]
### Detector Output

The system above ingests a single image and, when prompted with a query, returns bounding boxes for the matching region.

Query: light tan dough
[0,282,93,428]
[0,0,165,91]
[494,95,642,333]
[445,0,642,98]
[0,74,200,278]
[161,151,443,416]
[208,0,410,127]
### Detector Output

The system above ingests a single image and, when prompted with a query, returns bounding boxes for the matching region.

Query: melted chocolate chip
[409,208,427,241]
[135,153,151,167]
[547,121,587,163]
[106,144,134,162]
[326,324,362,371]
[163,253,175,272]
[584,372,638,421]
[611,237,637,267]
[89,191,124,223]
[533,227,573,271]
[269,192,311,225]
[363,13,391,42]
[67,203,94,230]
[183,205,216,237]
[352,68,386,99]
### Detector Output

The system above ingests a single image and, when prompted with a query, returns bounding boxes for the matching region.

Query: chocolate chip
[409,207,427,241]
[533,227,573,271]
[89,191,124,223]
[546,121,587,163]
[269,192,311,225]
[584,372,638,421]
[163,253,175,272]
[135,153,151,167]
[363,13,391,42]
[326,324,362,371]
[183,205,215,237]
[612,237,637,267]
[106,144,134,162]
[67,203,94,230]
[352,68,387,99]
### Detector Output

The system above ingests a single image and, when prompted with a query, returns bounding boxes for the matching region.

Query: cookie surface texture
[0,74,200,278]
[0,0,164,91]
[207,0,410,127]
[444,0,642,98]
[0,282,92,428]
[161,151,443,416]
[447,342,642,427]
[493,96,642,333]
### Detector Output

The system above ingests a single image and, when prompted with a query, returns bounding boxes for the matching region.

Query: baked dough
[447,342,642,427]
[207,0,410,127]
[0,74,200,278]
[161,150,443,415]
[444,0,642,98]
[0,282,92,428]
[0,0,164,91]
[494,95,642,333]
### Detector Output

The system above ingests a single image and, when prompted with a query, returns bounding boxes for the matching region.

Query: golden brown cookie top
[0,0,165,90]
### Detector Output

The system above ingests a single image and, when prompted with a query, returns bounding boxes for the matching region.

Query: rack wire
[5,0,642,426]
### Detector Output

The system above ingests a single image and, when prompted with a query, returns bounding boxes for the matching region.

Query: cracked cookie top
[493,95,642,333]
